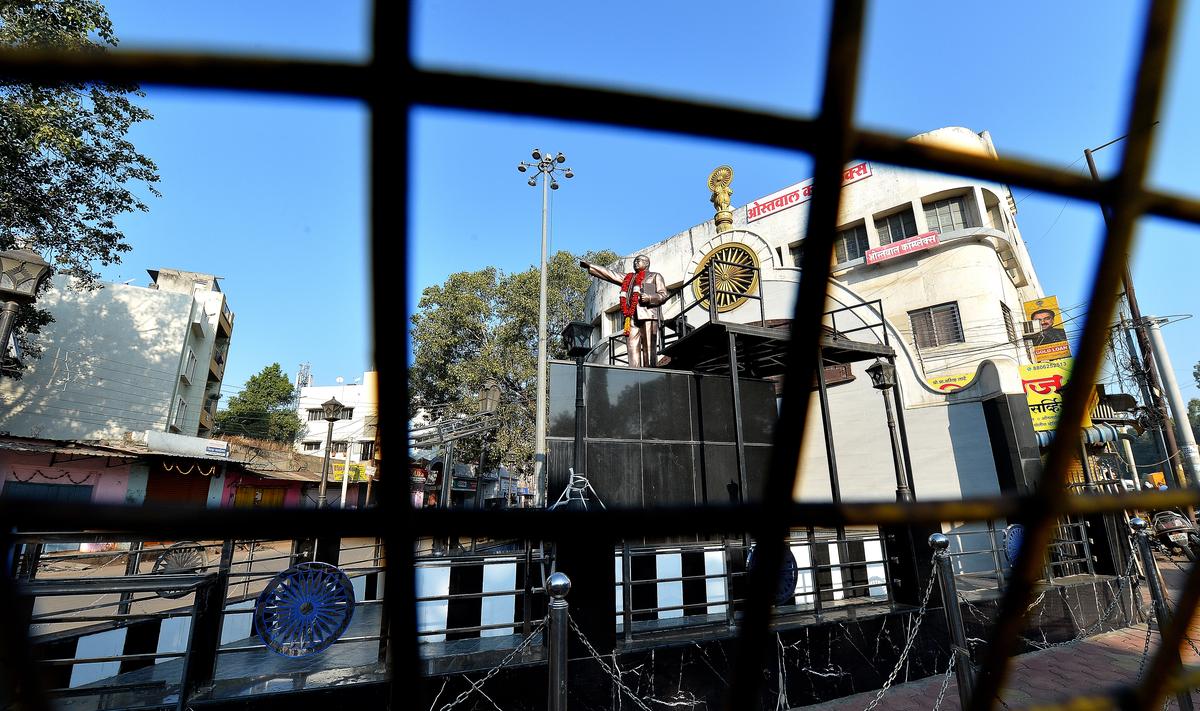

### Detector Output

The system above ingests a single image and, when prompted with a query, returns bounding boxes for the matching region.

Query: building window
[341,407,354,420]
[183,349,197,383]
[789,242,804,267]
[1001,302,1017,344]
[924,196,973,235]
[874,207,918,245]
[331,441,348,454]
[303,441,320,451]
[908,302,965,349]
[361,440,376,461]
[306,408,323,421]
[833,224,869,264]
[173,398,188,429]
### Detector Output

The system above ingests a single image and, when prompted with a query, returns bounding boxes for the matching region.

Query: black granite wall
[546,362,777,510]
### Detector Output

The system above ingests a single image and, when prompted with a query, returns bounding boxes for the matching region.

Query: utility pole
[1084,141,1185,490]
[1145,316,1200,487]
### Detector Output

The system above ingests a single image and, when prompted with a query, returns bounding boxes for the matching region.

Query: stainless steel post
[547,572,571,711]
[1146,316,1200,490]
[1130,517,1193,711]
[929,533,974,709]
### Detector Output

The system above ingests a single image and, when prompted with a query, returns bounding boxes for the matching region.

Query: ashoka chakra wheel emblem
[254,561,355,657]
[692,243,760,313]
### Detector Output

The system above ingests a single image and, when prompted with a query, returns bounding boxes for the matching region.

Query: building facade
[580,127,1048,505]
[0,268,234,440]
[295,370,378,466]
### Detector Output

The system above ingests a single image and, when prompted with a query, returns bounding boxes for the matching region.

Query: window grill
[833,223,869,263]
[0,1,1197,710]
[909,302,965,349]
[924,195,973,235]
[874,207,918,245]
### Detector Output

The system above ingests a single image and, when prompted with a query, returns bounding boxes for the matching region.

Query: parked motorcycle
[1143,482,1200,561]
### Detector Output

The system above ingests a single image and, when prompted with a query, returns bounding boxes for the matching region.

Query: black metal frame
[0,1,1198,709]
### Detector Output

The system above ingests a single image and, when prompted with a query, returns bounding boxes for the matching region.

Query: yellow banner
[332,462,370,483]
[1023,296,1072,363]
[1019,358,1094,432]
[926,373,974,393]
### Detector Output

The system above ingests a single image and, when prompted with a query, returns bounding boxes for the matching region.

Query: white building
[0,268,234,440]
[296,370,378,464]
[581,127,1048,504]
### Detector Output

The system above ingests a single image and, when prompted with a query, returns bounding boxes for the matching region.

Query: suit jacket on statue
[585,263,668,321]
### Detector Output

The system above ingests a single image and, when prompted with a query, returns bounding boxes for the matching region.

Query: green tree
[409,249,619,468]
[215,363,304,443]
[0,1,160,361]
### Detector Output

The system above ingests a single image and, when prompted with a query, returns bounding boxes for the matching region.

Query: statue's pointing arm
[580,260,624,287]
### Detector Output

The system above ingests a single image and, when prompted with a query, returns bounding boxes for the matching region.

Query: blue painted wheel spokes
[746,545,799,607]
[1004,524,1024,564]
[255,562,355,657]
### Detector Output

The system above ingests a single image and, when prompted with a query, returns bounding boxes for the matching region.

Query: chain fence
[432,617,547,711]
[861,554,939,711]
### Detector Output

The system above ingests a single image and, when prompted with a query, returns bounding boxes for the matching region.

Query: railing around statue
[608,258,767,366]
[613,529,890,642]
[824,298,890,348]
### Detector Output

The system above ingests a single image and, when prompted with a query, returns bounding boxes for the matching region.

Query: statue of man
[580,254,668,368]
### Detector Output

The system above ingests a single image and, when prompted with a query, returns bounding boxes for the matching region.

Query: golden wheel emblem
[692,243,759,313]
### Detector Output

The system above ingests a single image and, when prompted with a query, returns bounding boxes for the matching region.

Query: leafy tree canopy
[215,363,304,443]
[409,249,619,468]
[0,0,160,360]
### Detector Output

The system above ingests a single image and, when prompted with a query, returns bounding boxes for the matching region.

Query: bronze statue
[580,254,668,368]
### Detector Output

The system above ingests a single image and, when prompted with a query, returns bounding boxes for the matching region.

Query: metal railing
[10,533,387,706]
[0,1,1197,709]
[940,520,1096,595]
[615,530,890,641]
[412,543,547,641]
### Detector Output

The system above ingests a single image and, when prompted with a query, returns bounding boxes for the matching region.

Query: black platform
[660,321,893,378]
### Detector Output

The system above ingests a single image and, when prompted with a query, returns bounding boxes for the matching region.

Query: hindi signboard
[1019,358,1093,432]
[865,231,940,265]
[746,162,873,223]
[1023,295,1072,363]
[332,462,370,483]
[926,373,974,393]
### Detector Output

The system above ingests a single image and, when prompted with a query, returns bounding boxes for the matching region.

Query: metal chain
[1137,610,1157,681]
[931,650,958,711]
[1156,555,1200,657]
[1020,553,1138,651]
[567,614,655,711]
[862,554,940,711]
[435,617,547,711]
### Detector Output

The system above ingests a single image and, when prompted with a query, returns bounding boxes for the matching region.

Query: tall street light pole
[517,149,574,506]
[1084,134,1185,490]
[317,397,343,508]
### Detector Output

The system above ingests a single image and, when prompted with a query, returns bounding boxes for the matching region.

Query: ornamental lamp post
[517,149,574,507]
[561,321,594,490]
[866,358,912,502]
[473,380,503,518]
[0,248,51,371]
[317,397,344,508]
[478,379,502,414]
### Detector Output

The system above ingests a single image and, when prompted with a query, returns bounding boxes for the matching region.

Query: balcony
[218,299,235,337]
[208,348,226,380]
[198,406,214,431]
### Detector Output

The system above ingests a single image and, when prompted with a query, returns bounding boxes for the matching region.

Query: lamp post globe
[0,248,52,374]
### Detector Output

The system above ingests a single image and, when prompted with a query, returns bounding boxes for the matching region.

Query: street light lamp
[865,358,912,502]
[317,397,344,508]
[0,248,51,371]
[478,379,502,414]
[517,149,575,507]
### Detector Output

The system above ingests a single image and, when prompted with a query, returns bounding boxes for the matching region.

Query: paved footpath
[797,558,1200,711]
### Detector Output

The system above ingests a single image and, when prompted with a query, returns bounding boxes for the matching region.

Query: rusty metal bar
[380,2,413,707]
[967,1,1180,708]
[726,1,866,707]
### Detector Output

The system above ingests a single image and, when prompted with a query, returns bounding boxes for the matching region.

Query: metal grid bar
[0,0,1194,708]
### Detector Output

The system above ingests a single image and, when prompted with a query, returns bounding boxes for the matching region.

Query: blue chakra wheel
[746,545,799,607]
[1004,524,1024,564]
[254,562,355,657]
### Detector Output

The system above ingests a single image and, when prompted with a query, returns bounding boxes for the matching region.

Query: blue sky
[94,1,1200,404]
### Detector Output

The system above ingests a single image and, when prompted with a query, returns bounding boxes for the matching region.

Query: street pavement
[797,555,1200,710]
